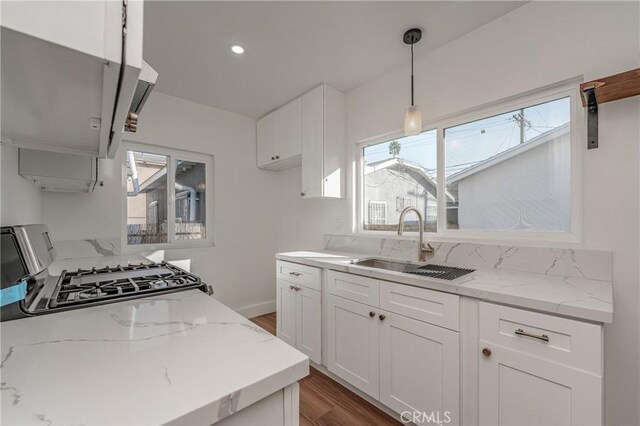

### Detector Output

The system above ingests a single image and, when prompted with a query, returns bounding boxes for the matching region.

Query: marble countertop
[1,289,308,425]
[277,250,613,324]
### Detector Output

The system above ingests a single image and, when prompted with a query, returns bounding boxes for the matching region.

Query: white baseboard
[235,300,276,319]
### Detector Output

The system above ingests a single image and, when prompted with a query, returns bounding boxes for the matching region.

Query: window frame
[355,79,584,243]
[121,141,215,251]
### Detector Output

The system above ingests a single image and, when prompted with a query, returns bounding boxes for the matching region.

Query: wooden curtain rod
[580,68,640,107]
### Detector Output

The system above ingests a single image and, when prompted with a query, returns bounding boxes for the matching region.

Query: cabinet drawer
[276,260,321,290]
[327,270,379,306]
[379,281,460,331]
[480,302,602,374]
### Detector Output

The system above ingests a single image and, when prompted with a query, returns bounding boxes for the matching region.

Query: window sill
[121,239,215,254]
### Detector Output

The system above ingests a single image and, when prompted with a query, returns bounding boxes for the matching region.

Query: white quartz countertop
[277,250,613,324]
[1,290,308,425]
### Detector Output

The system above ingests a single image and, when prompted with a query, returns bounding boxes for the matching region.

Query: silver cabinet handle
[295,286,301,292]
[515,328,550,342]
[289,285,294,290]
[289,272,302,277]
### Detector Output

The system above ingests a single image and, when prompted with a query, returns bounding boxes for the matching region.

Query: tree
[388,140,401,158]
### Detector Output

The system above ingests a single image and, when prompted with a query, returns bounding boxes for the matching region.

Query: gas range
[1,225,212,321]
[45,262,211,311]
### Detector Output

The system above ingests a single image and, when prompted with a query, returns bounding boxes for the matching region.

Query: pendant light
[403,28,422,136]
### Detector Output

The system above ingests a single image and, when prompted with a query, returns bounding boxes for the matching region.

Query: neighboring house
[363,158,441,231]
[363,123,570,232]
[126,155,206,244]
[447,122,571,231]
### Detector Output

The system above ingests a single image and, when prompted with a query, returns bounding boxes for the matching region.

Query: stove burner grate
[49,262,204,309]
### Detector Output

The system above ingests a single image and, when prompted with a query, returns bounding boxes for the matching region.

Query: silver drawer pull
[515,328,550,342]
[289,272,302,277]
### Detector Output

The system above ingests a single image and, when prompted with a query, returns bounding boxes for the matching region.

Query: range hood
[125,60,158,133]
[0,0,154,159]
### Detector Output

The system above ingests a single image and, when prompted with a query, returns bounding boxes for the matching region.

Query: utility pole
[512,108,531,144]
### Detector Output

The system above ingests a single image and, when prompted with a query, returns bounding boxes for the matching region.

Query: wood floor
[249,313,401,426]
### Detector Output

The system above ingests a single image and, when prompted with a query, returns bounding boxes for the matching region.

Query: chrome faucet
[397,206,434,262]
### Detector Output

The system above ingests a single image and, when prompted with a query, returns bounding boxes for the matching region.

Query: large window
[359,86,578,239]
[124,145,213,246]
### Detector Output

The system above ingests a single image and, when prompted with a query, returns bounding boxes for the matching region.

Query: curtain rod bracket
[583,88,598,149]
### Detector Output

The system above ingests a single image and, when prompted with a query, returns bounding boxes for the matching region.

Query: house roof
[446,122,570,184]
[364,158,455,202]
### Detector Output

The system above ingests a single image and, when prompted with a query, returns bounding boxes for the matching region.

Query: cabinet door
[479,342,602,426]
[326,295,379,399]
[277,97,302,160]
[296,287,321,364]
[301,85,324,198]
[276,280,297,347]
[257,112,277,168]
[380,311,460,425]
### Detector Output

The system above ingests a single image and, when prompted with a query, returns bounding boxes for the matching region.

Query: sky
[363,96,571,179]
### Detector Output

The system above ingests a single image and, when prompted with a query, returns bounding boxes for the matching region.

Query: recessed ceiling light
[231,45,245,55]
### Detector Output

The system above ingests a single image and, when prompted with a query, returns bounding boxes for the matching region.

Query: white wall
[341,2,640,424]
[276,165,347,251]
[40,92,282,315]
[0,144,43,226]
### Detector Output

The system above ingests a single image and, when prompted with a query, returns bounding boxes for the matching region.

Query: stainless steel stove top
[27,262,212,316]
[48,263,208,310]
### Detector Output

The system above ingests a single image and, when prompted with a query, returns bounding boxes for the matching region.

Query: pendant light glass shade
[403,104,422,136]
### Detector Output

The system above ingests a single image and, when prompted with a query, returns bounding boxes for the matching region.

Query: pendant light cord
[410,42,414,106]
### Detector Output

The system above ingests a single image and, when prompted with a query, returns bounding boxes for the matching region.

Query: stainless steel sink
[350,258,420,272]
[350,258,475,280]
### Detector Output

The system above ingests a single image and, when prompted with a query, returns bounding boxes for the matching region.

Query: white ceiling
[143,1,526,118]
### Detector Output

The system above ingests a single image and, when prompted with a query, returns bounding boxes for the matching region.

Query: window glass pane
[444,97,571,231]
[174,160,206,240]
[126,151,168,244]
[363,130,437,232]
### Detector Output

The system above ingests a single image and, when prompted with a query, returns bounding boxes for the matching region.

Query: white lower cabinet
[326,293,460,424]
[276,279,321,364]
[326,294,380,399]
[478,302,603,426]
[276,280,297,347]
[277,263,605,426]
[297,285,322,363]
[479,342,602,426]
[380,312,460,425]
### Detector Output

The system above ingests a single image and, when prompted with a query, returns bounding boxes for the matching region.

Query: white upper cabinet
[257,112,278,168]
[301,84,345,199]
[277,98,303,160]
[256,98,302,170]
[1,0,144,159]
[257,84,345,199]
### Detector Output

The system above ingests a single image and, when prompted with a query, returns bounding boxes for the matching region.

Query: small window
[125,147,212,246]
[445,97,571,232]
[362,130,437,232]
